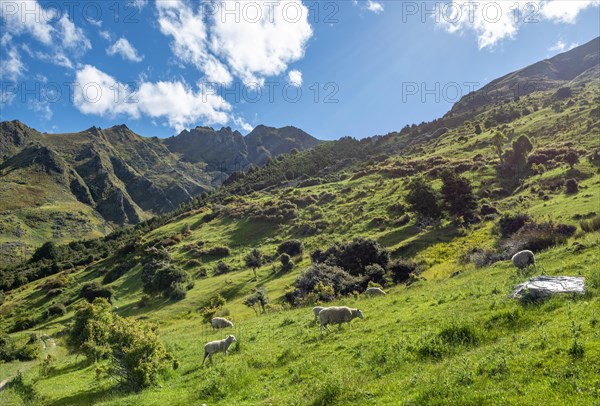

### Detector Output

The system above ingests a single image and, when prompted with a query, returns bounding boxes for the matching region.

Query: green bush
[45,303,66,318]
[80,282,113,303]
[277,240,304,256]
[580,215,600,233]
[213,261,233,276]
[68,298,113,361]
[497,213,530,238]
[108,316,174,390]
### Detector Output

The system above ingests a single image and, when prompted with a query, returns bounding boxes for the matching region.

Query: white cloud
[209,0,313,85]
[540,0,599,23]
[73,65,234,133]
[57,14,91,52]
[436,0,599,50]
[287,70,303,87]
[1,0,56,45]
[366,1,384,14]
[0,47,26,81]
[99,31,112,41]
[107,38,144,62]
[128,0,148,10]
[156,0,233,85]
[155,0,313,86]
[549,40,579,53]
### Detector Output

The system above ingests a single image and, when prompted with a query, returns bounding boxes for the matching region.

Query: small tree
[474,123,482,135]
[565,179,579,194]
[243,288,268,315]
[280,253,294,273]
[491,131,506,163]
[406,177,442,220]
[68,298,113,361]
[440,169,477,221]
[244,248,262,279]
[564,151,579,170]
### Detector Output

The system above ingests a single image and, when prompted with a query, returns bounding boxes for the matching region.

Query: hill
[0,123,319,263]
[0,39,599,405]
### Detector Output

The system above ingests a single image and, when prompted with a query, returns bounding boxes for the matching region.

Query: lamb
[202,335,236,365]
[319,306,363,335]
[211,317,234,329]
[365,287,386,296]
[312,306,326,322]
[511,250,537,272]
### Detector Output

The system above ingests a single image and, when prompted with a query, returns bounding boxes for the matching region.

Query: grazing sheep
[211,317,234,329]
[202,335,236,366]
[319,306,363,335]
[365,287,386,296]
[312,306,326,322]
[511,250,537,272]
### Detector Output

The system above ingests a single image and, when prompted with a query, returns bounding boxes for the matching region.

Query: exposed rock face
[510,276,586,300]
[0,121,320,227]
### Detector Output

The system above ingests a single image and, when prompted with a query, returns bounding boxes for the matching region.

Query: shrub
[184,259,202,269]
[213,261,233,276]
[204,246,231,257]
[388,259,418,284]
[277,240,304,256]
[311,238,390,277]
[108,316,174,390]
[406,176,442,219]
[501,221,576,254]
[32,241,59,262]
[0,334,39,361]
[243,288,269,315]
[440,169,477,221]
[497,213,530,237]
[68,298,113,361]
[141,261,189,299]
[364,264,389,286]
[45,303,66,318]
[580,215,600,233]
[80,282,113,303]
[565,179,579,194]
[286,264,363,306]
[12,316,36,332]
[280,253,294,273]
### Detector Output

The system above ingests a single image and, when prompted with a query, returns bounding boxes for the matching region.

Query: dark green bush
[311,238,389,277]
[80,282,113,303]
[388,259,419,284]
[277,240,304,256]
[502,221,576,253]
[565,179,579,194]
[45,303,66,318]
[498,213,530,237]
[213,261,233,276]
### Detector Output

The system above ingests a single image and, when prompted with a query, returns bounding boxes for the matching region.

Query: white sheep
[211,317,234,329]
[312,306,326,322]
[319,306,363,335]
[511,250,537,272]
[365,287,386,296]
[202,335,236,366]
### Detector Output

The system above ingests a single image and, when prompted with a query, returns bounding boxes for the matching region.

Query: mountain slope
[0,122,319,259]
[0,39,599,405]
[449,36,600,116]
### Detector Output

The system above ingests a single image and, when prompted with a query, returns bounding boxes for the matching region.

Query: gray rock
[510,276,586,300]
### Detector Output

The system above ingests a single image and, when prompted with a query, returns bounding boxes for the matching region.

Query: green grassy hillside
[0,47,599,405]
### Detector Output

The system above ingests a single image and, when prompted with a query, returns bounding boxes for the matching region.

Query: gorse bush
[311,238,389,276]
[501,220,576,254]
[497,213,530,238]
[80,282,113,303]
[69,298,174,390]
[277,239,304,256]
[141,260,189,300]
[213,261,233,276]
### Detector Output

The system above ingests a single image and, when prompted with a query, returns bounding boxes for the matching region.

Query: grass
[1,75,599,405]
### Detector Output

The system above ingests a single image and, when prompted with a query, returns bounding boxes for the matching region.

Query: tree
[32,242,58,262]
[440,169,477,221]
[564,151,579,169]
[474,123,482,135]
[244,248,262,279]
[405,177,442,220]
[491,131,506,163]
[243,288,268,315]
[280,253,294,273]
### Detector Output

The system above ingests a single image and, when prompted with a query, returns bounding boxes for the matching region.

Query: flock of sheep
[202,250,537,365]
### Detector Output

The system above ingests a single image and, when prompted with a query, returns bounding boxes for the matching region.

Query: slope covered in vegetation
[0,41,599,405]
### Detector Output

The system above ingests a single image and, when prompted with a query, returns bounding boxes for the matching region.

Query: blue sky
[1,0,599,140]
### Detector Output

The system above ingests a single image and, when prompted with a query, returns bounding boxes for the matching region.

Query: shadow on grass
[391,224,462,258]
[45,386,120,406]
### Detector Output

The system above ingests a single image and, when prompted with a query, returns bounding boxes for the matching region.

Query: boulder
[510,276,585,300]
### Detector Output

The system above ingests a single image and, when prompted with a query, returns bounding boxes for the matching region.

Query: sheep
[319,306,363,335]
[312,306,326,322]
[202,335,236,366]
[511,250,537,273]
[365,287,386,296]
[211,317,234,329]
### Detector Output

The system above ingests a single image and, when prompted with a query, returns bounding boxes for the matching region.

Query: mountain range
[0,122,319,255]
